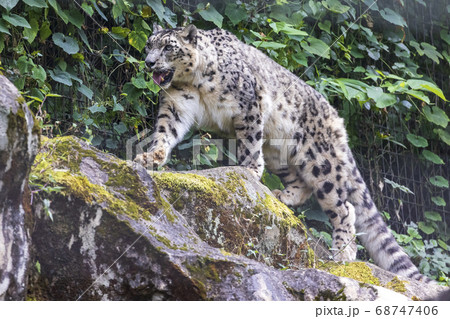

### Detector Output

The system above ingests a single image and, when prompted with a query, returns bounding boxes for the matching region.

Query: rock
[0,75,39,300]
[27,136,445,300]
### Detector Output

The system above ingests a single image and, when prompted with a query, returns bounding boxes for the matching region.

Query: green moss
[306,246,316,268]
[220,248,233,256]
[258,193,302,227]
[185,258,221,283]
[31,136,155,221]
[223,172,249,198]
[322,261,381,286]
[151,172,229,205]
[385,276,407,293]
[153,233,180,250]
[16,95,26,105]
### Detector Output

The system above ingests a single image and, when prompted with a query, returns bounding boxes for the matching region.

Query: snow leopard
[134,23,430,282]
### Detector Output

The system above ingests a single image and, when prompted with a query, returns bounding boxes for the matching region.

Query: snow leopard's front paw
[272,189,283,200]
[332,241,357,262]
[272,188,298,206]
[134,148,167,170]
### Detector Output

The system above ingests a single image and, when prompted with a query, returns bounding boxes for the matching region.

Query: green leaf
[49,69,72,86]
[146,0,165,23]
[406,134,428,148]
[384,178,414,195]
[81,2,94,16]
[65,9,84,29]
[2,14,31,28]
[418,222,435,235]
[88,104,106,114]
[48,0,69,24]
[225,3,247,26]
[380,8,407,27]
[424,211,442,222]
[113,122,127,135]
[17,56,31,74]
[438,239,448,250]
[128,31,147,52]
[0,37,5,54]
[146,0,176,27]
[318,20,331,34]
[31,65,46,83]
[111,26,130,39]
[271,22,308,36]
[122,82,143,102]
[423,105,449,128]
[410,40,423,55]
[375,93,396,108]
[436,129,450,146]
[429,176,449,189]
[366,47,380,61]
[53,33,79,54]
[322,0,350,14]
[23,0,48,8]
[301,37,330,59]
[405,90,430,103]
[112,96,124,112]
[0,19,11,35]
[78,84,93,100]
[421,42,443,64]
[261,171,284,191]
[431,196,446,207]
[366,87,396,108]
[252,41,286,49]
[146,79,160,93]
[422,150,444,165]
[131,74,147,89]
[198,4,223,28]
[440,30,450,46]
[23,18,38,43]
[39,20,51,40]
[91,1,107,21]
[0,0,19,11]
[406,79,447,101]
[78,29,91,51]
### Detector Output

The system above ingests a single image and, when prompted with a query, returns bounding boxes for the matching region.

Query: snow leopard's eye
[164,45,173,52]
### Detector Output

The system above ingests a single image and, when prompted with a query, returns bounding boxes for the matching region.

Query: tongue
[152,72,163,85]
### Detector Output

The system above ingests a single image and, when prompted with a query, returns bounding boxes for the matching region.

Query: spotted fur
[135,24,430,282]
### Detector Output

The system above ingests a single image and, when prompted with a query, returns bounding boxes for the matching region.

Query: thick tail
[349,178,431,283]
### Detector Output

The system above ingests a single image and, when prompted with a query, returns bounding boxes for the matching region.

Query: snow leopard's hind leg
[314,184,358,261]
[270,166,313,207]
[266,156,357,261]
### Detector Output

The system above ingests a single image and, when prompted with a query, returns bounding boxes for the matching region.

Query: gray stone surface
[0,75,39,300]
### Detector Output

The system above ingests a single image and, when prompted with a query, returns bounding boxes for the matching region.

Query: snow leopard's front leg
[134,90,198,169]
[233,100,265,178]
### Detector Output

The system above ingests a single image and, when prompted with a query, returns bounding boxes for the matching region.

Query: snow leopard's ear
[180,25,197,45]
[152,23,163,34]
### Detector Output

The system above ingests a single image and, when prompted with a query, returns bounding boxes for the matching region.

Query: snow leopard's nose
[145,56,156,69]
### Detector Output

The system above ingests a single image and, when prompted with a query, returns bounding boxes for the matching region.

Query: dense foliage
[0,0,448,282]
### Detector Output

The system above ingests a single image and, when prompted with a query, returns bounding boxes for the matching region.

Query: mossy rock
[27,136,445,301]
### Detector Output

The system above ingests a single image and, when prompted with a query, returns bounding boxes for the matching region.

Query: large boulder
[27,136,445,300]
[0,75,39,300]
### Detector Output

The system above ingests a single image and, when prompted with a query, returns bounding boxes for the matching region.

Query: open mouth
[152,70,174,86]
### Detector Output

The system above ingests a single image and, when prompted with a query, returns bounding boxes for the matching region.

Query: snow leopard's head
[144,24,198,89]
